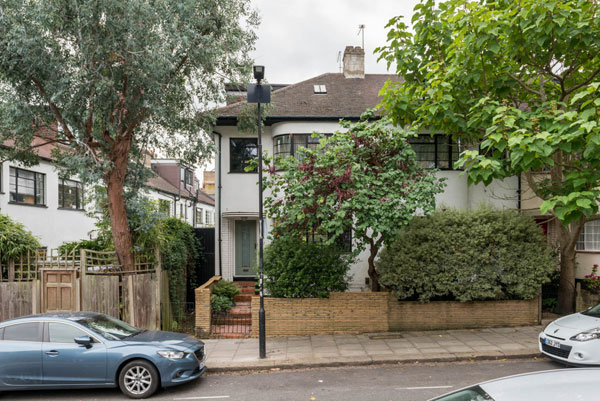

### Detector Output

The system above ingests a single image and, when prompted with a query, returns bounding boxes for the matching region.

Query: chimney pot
[343,45,365,79]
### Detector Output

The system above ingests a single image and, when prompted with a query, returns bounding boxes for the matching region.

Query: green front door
[235,220,257,276]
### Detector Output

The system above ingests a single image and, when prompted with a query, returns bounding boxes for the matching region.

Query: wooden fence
[0,248,168,330]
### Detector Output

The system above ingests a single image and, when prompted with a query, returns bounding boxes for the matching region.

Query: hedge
[376,207,556,302]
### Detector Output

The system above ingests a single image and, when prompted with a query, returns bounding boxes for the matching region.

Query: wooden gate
[42,269,78,313]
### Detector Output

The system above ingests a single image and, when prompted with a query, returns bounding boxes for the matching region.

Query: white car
[539,304,600,365]
[428,369,600,401]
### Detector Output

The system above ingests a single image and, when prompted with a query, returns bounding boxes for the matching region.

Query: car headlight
[570,328,600,342]
[157,350,186,359]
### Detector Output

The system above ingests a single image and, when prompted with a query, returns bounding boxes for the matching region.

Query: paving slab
[202,324,545,372]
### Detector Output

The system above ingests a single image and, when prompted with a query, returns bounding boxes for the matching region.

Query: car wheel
[118,360,159,399]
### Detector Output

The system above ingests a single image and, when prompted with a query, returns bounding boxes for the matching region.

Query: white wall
[0,160,97,249]
[214,122,520,290]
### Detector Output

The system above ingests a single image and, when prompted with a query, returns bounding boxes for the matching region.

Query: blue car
[0,312,206,399]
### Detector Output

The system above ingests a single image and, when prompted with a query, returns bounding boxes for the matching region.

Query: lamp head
[253,65,265,82]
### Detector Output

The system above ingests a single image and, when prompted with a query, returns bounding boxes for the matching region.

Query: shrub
[0,213,40,263]
[161,217,200,315]
[263,236,352,298]
[210,280,240,313]
[376,207,556,302]
[583,264,600,294]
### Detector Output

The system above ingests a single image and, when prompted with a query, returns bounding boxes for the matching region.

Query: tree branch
[563,66,600,97]
[508,73,543,97]
[28,75,75,142]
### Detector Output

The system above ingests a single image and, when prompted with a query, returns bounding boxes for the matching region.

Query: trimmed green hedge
[376,208,556,302]
[263,236,352,298]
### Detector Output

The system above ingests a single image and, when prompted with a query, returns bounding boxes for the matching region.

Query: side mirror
[74,335,93,348]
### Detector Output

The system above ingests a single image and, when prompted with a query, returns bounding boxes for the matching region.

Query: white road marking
[173,396,230,400]
[396,385,454,390]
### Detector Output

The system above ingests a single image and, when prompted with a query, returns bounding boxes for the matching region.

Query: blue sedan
[0,312,206,399]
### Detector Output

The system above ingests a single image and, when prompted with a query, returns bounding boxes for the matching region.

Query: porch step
[230,301,251,315]
[233,293,254,302]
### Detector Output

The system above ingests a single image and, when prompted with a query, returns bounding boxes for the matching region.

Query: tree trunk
[557,219,584,315]
[105,139,135,272]
[368,243,380,292]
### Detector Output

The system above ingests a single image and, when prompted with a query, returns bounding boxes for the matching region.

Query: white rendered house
[213,46,518,290]
[0,143,214,249]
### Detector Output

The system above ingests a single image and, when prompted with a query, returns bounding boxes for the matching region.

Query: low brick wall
[388,295,541,331]
[251,292,389,337]
[194,276,221,338]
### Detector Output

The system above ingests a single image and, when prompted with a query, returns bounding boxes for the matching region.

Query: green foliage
[377,208,556,302]
[210,294,235,313]
[0,0,257,272]
[377,0,600,226]
[58,238,110,255]
[583,264,600,294]
[376,0,600,311]
[262,236,352,298]
[161,217,201,316]
[210,280,240,312]
[0,214,40,263]
[260,111,445,289]
[211,279,241,299]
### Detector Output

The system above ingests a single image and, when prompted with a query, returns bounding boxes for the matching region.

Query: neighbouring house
[212,45,518,290]
[0,143,214,248]
[202,170,216,197]
[520,175,600,278]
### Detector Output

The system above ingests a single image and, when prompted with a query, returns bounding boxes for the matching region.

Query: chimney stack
[343,46,365,79]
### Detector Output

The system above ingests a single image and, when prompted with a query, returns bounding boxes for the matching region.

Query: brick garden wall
[388,296,541,331]
[194,276,221,338]
[250,292,389,337]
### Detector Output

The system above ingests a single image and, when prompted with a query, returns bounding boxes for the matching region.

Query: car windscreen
[582,304,600,318]
[71,315,141,341]
[430,385,494,401]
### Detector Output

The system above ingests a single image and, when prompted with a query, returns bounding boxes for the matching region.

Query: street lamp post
[247,65,270,359]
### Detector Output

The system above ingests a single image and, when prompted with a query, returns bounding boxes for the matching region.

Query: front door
[235,220,257,276]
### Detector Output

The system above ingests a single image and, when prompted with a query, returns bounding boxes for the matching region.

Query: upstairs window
[577,221,600,251]
[408,134,461,170]
[9,167,45,205]
[58,179,83,210]
[183,169,193,186]
[230,138,258,173]
[273,134,326,162]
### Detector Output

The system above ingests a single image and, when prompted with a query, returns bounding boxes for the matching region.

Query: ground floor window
[306,228,352,253]
[577,221,600,251]
[196,208,203,224]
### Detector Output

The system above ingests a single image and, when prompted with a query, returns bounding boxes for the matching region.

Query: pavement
[202,324,546,372]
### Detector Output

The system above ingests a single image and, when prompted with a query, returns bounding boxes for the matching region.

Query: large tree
[261,112,445,291]
[376,0,600,313]
[0,0,257,271]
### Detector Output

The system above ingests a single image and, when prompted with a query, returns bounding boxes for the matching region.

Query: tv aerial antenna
[358,24,365,49]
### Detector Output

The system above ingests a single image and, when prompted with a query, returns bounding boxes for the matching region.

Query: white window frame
[577,221,600,251]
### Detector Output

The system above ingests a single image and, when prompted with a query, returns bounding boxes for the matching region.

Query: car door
[0,322,43,386]
[42,322,108,385]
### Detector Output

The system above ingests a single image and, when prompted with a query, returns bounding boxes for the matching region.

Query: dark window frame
[306,228,352,253]
[9,167,46,206]
[230,137,258,173]
[408,134,461,170]
[58,178,84,210]
[273,133,331,160]
[183,169,193,186]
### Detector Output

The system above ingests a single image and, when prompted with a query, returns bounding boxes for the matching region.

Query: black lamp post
[247,65,270,359]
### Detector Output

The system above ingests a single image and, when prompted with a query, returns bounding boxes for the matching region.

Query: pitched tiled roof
[145,175,215,206]
[216,73,401,124]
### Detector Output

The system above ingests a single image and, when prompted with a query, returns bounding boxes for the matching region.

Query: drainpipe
[213,131,223,277]
[517,172,522,211]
